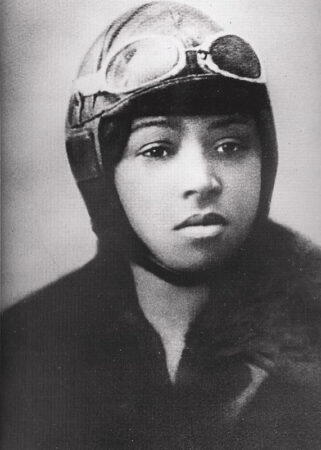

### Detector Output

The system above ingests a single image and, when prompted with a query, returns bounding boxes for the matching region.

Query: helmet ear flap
[66,130,102,182]
[98,116,132,167]
[65,116,133,244]
[65,125,111,239]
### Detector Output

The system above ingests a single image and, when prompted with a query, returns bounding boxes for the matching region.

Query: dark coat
[1,221,321,449]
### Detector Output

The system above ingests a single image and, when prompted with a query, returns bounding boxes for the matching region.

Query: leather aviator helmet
[65,1,278,266]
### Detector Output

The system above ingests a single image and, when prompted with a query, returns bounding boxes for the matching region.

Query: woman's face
[114,114,262,271]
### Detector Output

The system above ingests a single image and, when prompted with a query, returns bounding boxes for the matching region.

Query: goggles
[74,31,265,97]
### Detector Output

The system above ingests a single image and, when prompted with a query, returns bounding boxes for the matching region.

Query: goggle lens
[208,35,261,79]
[105,37,181,93]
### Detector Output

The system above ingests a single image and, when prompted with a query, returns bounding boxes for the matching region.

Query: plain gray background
[2,0,321,309]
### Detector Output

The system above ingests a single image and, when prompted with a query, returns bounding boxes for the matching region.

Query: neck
[130,262,210,382]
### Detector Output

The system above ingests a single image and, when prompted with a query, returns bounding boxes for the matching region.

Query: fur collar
[182,220,321,387]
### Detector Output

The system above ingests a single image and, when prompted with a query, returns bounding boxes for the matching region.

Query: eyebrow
[131,117,176,132]
[207,114,252,130]
[131,113,253,132]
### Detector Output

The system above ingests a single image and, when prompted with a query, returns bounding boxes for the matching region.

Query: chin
[160,250,230,273]
[163,237,249,272]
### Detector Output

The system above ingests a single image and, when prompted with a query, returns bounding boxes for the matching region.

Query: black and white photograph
[1,1,321,448]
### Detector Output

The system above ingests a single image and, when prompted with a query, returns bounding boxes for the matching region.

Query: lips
[174,212,227,230]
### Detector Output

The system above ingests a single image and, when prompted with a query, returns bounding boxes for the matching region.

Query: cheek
[114,162,142,221]
[223,156,261,219]
[114,162,168,230]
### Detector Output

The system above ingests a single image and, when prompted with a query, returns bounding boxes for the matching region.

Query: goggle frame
[74,31,266,97]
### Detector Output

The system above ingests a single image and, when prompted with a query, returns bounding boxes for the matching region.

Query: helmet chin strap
[97,226,216,286]
[131,242,216,287]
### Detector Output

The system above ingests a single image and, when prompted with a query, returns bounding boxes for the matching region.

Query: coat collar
[94,220,321,388]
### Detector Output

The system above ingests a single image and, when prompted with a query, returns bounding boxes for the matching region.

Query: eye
[139,142,173,159]
[216,141,245,154]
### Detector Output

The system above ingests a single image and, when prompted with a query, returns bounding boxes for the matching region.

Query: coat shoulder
[1,256,131,349]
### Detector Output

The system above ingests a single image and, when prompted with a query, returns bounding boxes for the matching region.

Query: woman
[1,2,321,449]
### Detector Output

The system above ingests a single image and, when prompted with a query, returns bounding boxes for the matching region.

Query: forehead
[130,113,256,133]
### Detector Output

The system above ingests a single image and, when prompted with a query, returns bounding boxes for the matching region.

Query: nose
[177,140,222,201]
